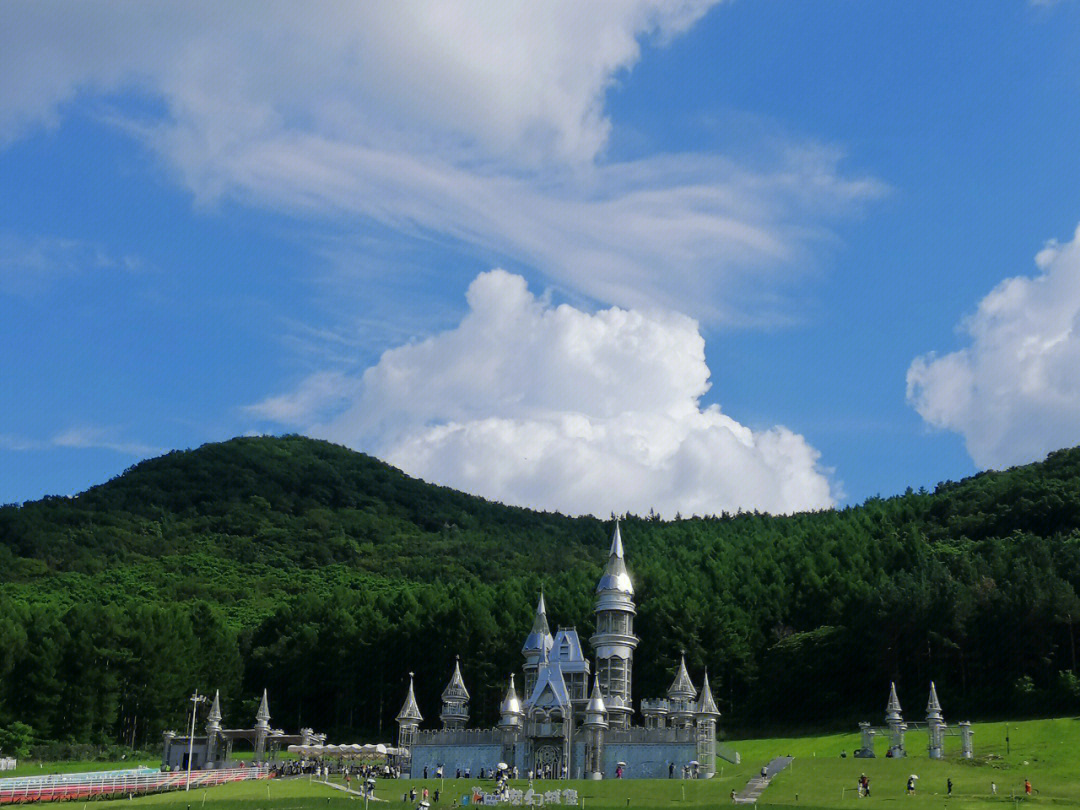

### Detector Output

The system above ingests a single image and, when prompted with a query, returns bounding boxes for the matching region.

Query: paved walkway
[732,757,794,804]
[316,778,388,802]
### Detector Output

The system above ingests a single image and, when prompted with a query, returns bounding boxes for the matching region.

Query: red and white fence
[0,766,270,804]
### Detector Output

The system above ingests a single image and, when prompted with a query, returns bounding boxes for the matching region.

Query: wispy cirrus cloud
[0,231,141,296]
[1,427,160,456]
[0,2,884,323]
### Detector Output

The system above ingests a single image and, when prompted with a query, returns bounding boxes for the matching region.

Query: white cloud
[0,231,140,296]
[907,223,1080,468]
[0,427,159,456]
[250,269,835,515]
[0,2,884,322]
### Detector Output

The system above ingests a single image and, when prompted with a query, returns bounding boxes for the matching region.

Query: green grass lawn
[8,718,1080,809]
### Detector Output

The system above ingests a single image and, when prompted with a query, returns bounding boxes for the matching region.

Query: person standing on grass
[947,778,952,797]
[907,777,916,795]
[991,782,997,795]
[1025,779,1032,795]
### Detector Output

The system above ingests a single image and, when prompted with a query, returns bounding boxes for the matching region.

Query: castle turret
[582,675,608,780]
[205,689,222,766]
[499,674,525,730]
[522,591,554,699]
[440,656,470,729]
[396,672,423,770]
[926,682,946,759]
[695,670,720,778]
[666,654,698,729]
[885,682,906,757]
[590,521,638,729]
[254,689,270,762]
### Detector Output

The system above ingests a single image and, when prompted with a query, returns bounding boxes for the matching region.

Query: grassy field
[8,717,1080,809]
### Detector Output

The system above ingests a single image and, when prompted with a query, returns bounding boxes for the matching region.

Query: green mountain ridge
[2,435,1080,748]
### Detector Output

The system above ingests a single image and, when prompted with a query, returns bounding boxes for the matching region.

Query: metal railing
[0,766,269,804]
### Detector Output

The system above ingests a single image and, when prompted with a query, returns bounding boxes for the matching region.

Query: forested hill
[2,436,1080,750]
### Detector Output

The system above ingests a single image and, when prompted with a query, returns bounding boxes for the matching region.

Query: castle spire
[596,521,634,595]
[926,681,943,722]
[522,590,553,655]
[207,689,222,729]
[667,654,697,700]
[255,689,270,728]
[885,681,903,723]
[396,672,423,723]
[499,674,524,727]
[696,669,720,718]
[442,655,470,702]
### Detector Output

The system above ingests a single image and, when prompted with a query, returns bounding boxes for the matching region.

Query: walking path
[316,778,388,802]
[732,756,794,804]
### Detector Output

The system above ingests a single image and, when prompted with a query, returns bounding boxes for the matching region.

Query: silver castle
[397,522,735,779]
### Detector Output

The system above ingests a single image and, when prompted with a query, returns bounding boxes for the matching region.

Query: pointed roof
[522,591,554,655]
[596,521,634,595]
[885,681,903,723]
[207,689,222,726]
[926,681,943,721]
[696,669,720,718]
[396,673,423,723]
[528,659,571,710]
[442,656,470,702]
[586,675,608,716]
[255,689,270,726]
[500,674,524,718]
[667,654,698,701]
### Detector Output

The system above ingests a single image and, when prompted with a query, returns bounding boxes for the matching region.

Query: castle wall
[601,742,698,779]
[411,739,699,780]
[410,744,503,778]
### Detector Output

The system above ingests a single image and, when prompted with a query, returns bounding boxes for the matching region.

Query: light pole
[186,692,208,792]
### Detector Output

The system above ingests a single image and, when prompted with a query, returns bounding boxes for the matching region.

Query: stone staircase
[732,756,794,804]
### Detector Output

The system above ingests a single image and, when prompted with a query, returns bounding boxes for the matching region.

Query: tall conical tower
[205,689,222,765]
[582,675,608,780]
[522,591,554,700]
[396,672,423,770]
[439,656,470,729]
[589,521,638,729]
[254,689,270,762]
[694,670,720,778]
[885,682,906,757]
[926,682,945,759]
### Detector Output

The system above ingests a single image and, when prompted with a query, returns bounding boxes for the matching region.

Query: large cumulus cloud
[907,224,1080,468]
[250,270,835,515]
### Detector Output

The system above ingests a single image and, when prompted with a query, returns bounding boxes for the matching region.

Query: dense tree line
[2,435,1080,749]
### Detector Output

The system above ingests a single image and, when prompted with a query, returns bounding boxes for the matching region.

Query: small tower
[590,521,639,729]
[396,672,423,770]
[254,689,270,762]
[205,690,223,766]
[440,656,470,729]
[959,720,974,759]
[885,682,906,757]
[499,674,525,730]
[694,670,720,778]
[582,675,608,780]
[522,591,554,700]
[926,682,946,759]
[666,653,698,729]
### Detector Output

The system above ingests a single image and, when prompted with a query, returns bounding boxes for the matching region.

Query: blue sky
[3,1,1080,515]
